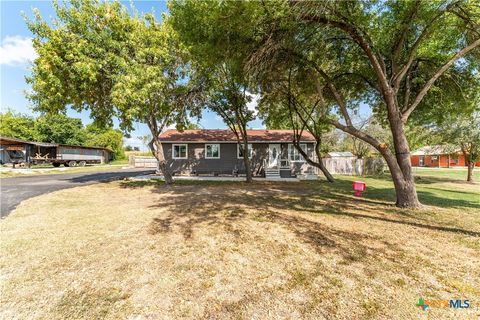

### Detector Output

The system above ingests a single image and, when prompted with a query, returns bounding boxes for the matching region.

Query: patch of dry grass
[1,176,479,319]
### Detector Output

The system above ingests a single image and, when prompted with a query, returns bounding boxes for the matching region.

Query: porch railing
[264,158,290,169]
[280,159,290,169]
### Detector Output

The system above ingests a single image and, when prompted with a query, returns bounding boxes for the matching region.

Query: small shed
[323,151,358,175]
[0,136,113,167]
[325,152,356,158]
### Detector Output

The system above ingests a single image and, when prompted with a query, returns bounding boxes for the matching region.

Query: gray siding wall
[162,142,315,177]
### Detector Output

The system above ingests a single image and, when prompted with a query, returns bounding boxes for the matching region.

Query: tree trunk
[381,144,421,208]
[392,175,420,208]
[149,137,174,184]
[293,140,334,182]
[314,142,335,182]
[331,117,421,208]
[242,138,253,183]
[467,162,474,182]
[384,92,421,208]
[317,162,334,182]
[314,158,335,182]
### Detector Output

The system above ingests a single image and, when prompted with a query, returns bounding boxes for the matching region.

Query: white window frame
[237,143,253,159]
[205,143,220,159]
[288,143,307,162]
[172,144,188,159]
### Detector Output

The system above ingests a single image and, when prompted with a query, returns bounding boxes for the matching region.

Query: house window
[288,144,307,162]
[237,143,253,159]
[172,144,187,159]
[205,144,220,159]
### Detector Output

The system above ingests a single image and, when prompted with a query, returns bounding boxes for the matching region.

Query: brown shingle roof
[158,129,315,143]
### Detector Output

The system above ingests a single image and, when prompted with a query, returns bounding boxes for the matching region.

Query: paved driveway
[0,168,155,218]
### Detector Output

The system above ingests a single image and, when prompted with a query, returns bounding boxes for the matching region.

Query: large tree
[0,111,36,141]
[26,0,202,184]
[169,1,258,182]
[84,124,125,160]
[204,66,256,182]
[34,113,87,145]
[439,112,480,182]
[258,68,335,181]
[246,0,480,208]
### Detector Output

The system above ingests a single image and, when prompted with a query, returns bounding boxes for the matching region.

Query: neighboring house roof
[0,136,112,152]
[327,152,355,157]
[411,145,460,156]
[158,129,316,143]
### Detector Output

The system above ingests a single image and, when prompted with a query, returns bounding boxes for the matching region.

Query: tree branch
[402,38,480,122]
[298,12,390,94]
[402,71,412,112]
[332,72,379,92]
[392,2,458,89]
[313,66,353,127]
[391,0,421,75]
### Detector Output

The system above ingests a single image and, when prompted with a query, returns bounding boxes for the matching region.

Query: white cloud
[0,36,37,66]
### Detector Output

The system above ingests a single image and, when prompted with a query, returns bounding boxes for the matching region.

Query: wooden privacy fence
[129,155,157,168]
[130,155,385,176]
[321,157,385,176]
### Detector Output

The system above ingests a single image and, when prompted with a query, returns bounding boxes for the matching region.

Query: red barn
[411,145,480,168]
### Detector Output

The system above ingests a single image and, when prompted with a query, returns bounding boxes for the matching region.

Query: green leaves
[438,112,480,163]
[84,124,125,159]
[0,111,36,141]
[34,113,87,145]
[27,0,201,137]
[169,0,259,133]
[0,111,125,159]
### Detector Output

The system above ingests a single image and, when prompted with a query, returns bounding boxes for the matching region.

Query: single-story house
[158,129,318,178]
[411,145,480,168]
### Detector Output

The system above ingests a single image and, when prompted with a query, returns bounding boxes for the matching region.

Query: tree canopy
[169,0,261,182]
[26,0,204,182]
[34,113,87,145]
[0,111,36,141]
[26,0,480,205]
[0,111,126,159]
[173,0,479,207]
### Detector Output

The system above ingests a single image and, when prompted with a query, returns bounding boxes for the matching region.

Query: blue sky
[0,0,264,150]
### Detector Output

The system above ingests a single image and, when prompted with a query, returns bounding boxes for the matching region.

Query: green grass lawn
[337,169,480,209]
[412,166,480,180]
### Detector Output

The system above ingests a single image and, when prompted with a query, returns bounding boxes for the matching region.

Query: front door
[268,144,281,168]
